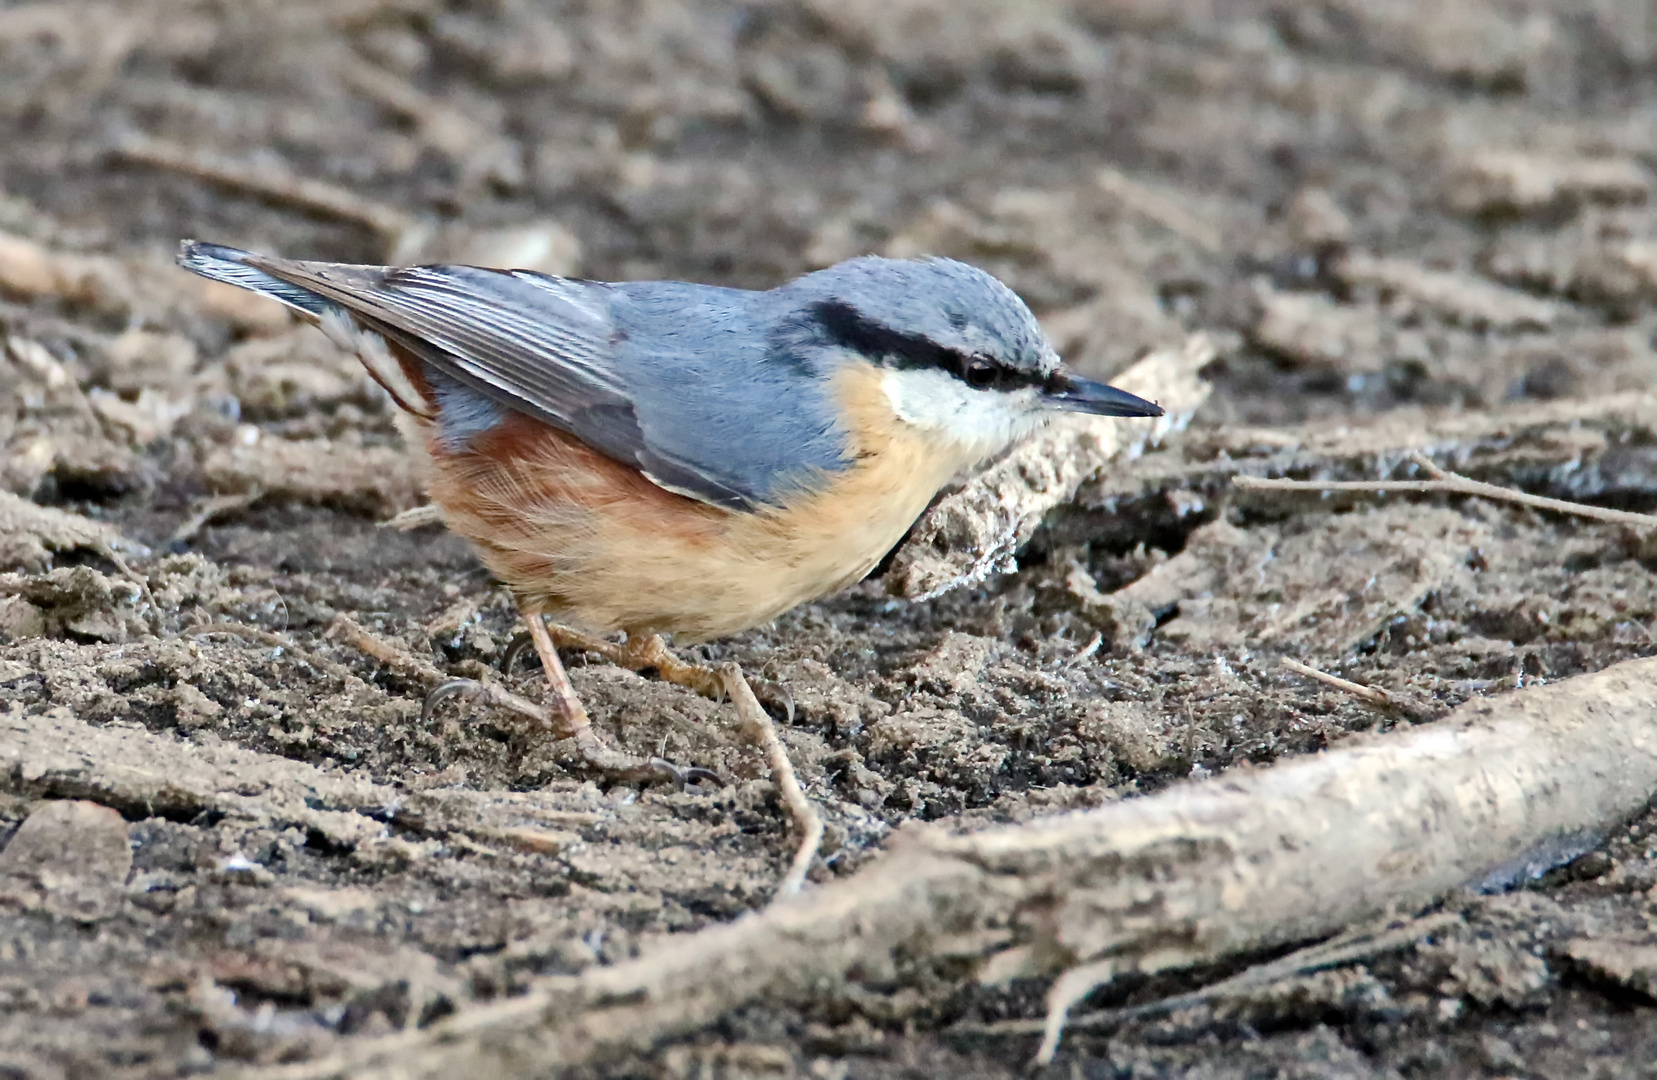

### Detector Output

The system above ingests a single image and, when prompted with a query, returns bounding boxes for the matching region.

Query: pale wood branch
[238,653,1657,1078]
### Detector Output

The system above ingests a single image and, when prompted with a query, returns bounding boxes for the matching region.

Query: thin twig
[1038,957,1123,1064]
[113,133,418,250]
[184,620,364,687]
[959,910,1462,1044]
[380,504,445,531]
[1279,657,1397,709]
[325,612,445,687]
[1234,452,1657,530]
[169,489,262,546]
[720,662,823,900]
[1064,631,1104,669]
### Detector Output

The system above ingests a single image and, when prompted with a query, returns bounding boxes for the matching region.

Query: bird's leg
[502,622,820,897]
[520,614,722,787]
[425,612,718,788]
[507,623,631,673]
[506,624,794,721]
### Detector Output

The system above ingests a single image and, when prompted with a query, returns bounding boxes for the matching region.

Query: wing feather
[240,253,836,510]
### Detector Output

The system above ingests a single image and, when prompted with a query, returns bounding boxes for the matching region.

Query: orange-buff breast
[411,362,964,643]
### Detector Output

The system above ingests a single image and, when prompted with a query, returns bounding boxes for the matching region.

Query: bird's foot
[505,628,794,720]
[503,621,819,898]
[421,677,721,790]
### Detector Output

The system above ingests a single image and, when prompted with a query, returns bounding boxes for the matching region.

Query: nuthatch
[176,241,1162,785]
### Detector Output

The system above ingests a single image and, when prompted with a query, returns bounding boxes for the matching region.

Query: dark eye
[964,359,997,390]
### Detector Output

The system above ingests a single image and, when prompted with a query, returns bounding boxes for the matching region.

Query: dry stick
[718,662,823,899]
[325,612,446,687]
[185,620,364,688]
[1279,657,1399,710]
[112,134,419,254]
[1233,452,1657,531]
[956,910,1463,1040]
[381,504,445,531]
[235,653,1657,1080]
[1064,631,1105,668]
[169,489,263,546]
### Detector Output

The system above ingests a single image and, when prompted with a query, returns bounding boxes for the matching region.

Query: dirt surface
[5,1,1657,1077]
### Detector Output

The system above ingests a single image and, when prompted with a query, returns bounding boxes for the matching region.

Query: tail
[175,240,332,317]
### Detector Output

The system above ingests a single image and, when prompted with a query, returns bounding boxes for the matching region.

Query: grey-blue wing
[227,249,849,510]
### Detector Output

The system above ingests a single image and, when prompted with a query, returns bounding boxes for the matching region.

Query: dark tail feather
[175,240,331,317]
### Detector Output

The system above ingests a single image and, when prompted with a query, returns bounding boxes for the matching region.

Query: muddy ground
[5,0,1657,1076]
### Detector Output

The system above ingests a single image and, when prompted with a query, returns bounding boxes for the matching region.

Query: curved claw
[604,757,725,791]
[675,765,727,789]
[639,758,725,791]
[750,679,796,724]
[500,631,539,675]
[422,677,480,724]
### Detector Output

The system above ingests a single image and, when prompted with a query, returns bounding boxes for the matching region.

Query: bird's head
[777,256,1162,464]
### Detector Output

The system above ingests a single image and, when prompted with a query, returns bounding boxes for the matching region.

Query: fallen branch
[1234,452,1657,531]
[888,333,1214,600]
[238,652,1657,1079]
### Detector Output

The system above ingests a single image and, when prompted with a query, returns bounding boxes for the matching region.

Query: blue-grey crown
[771,256,1056,387]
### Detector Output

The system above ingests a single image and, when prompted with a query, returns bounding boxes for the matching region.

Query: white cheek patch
[880,367,1047,462]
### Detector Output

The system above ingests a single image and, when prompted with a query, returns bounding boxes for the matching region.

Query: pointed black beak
[1046,372,1164,418]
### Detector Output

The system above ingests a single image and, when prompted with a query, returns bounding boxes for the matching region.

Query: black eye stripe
[809,300,956,370]
[808,301,1047,392]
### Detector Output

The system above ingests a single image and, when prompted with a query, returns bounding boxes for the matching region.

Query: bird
[175,240,1163,799]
